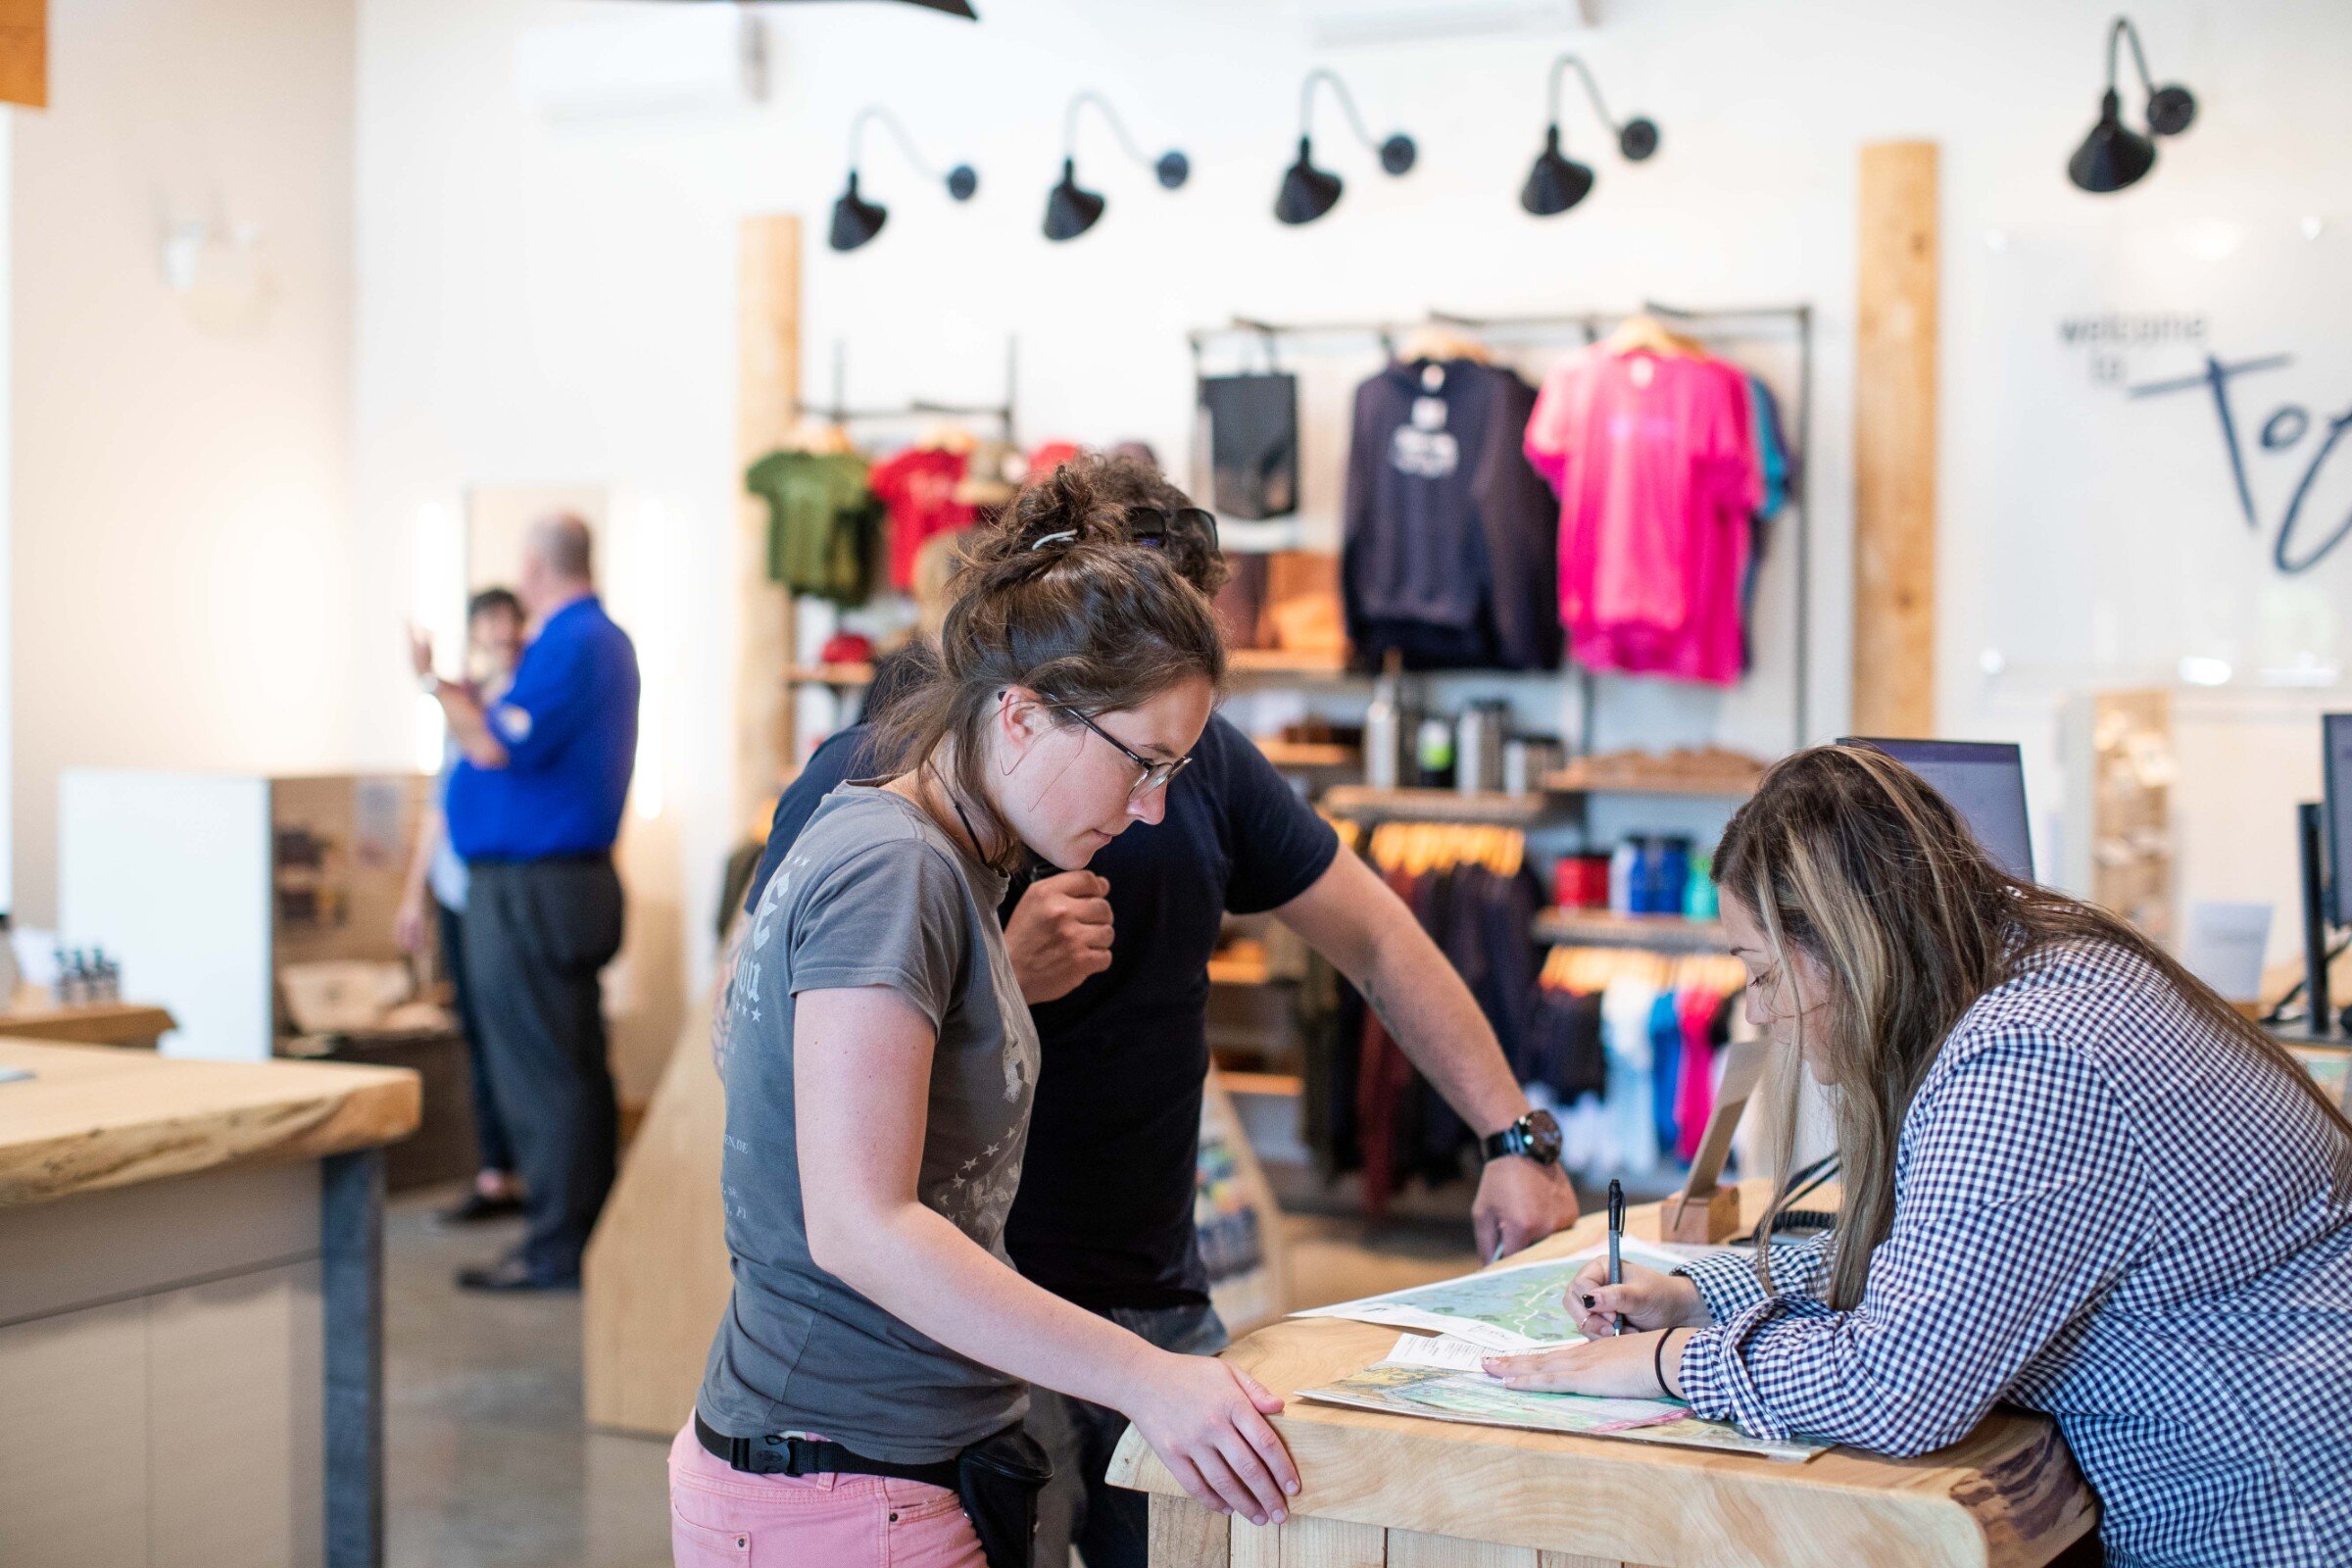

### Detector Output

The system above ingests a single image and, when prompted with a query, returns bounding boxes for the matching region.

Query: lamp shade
[2068,88,2157,192]
[1043,159,1106,241]
[828,172,888,251]
[1520,125,1595,217]
[1276,137,1344,225]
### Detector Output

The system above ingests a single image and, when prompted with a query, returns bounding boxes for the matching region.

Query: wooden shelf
[1253,739,1359,770]
[1217,1069,1303,1099]
[1544,768,1757,800]
[1206,952,1274,987]
[1534,908,1730,954]
[785,662,874,687]
[1227,648,1357,681]
[1318,786,1555,826]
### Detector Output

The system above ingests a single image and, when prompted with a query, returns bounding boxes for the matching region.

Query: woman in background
[396,586,527,1225]
[1492,744,2352,1568]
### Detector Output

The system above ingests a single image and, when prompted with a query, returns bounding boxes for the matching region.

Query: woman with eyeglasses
[673,466,1298,1567]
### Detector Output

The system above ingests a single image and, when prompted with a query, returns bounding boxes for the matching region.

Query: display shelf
[1534,908,1730,954]
[784,662,875,687]
[1543,767,1758,800]
[1227,647,1358,682]
[1318,785,1555,826]
[1216,1069,1303,1100]
[1206,952,1275,987]
[1252,738,1359,770]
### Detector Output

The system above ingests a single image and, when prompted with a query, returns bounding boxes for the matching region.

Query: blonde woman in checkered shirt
[1490,745,2352,1568]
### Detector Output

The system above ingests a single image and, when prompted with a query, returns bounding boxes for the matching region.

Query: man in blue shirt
[424,514,640,1291]
[743,458,1578,1568]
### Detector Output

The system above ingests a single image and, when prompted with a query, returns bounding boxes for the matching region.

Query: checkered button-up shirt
[1677,938,2352,1568]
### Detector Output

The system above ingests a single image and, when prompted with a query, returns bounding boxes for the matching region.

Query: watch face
[1523,1109,1563,1164]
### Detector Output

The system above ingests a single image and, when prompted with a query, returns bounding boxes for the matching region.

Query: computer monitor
[1838,737,2036,882]
[2325,713,2352,929]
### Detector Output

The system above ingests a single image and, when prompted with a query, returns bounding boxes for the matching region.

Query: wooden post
[1852,141,1939,738]
[736,216,801,830]
[0,0,44,108]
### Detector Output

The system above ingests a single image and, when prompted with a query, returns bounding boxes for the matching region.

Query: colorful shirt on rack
[868,446,974,592]
[746,449,881,605]
[1523,346,1762,685]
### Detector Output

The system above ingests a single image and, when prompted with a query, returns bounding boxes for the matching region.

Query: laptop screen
[1839,738,2036,882]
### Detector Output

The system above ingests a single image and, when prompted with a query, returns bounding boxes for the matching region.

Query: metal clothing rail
[1187,301,1815,752]
[792,337,1019,441]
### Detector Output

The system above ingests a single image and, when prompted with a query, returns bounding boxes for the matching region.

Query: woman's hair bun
[957,459,1129,582]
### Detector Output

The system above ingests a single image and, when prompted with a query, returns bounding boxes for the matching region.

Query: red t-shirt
[868,447,974,591]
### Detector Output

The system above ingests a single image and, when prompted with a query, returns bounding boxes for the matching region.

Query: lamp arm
[2105,15,2158,97]
[1300,68,1382,155]
[1064,90,1156,171]
[848,106,945,183]
[1545,53,1622,134]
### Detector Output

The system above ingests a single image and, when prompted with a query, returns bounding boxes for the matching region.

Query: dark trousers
[1027,1300,1228,1568]
[462,858,625,1279]
[436,898,515,1175]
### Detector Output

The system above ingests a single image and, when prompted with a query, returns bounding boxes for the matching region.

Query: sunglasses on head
[1127,506,1219,554]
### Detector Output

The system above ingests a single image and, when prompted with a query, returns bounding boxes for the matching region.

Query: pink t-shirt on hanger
[1524,345,1761,685]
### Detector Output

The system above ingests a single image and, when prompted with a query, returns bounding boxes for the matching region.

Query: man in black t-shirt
[743,456,1579,1568]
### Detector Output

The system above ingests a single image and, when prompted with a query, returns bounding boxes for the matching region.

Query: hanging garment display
[1342,359,1561,672]
[1532,946,1743,1180]
[1199,372,1301,520]
[745,449,882,606]
[1523,337,1765,685]
[868,444,975,592]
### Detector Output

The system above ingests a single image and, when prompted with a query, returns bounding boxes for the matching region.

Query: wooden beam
[0,0,44,109]
[1852,140,1939,738]
[735,216,801,831]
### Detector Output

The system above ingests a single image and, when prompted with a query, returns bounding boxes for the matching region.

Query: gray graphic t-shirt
[697,784,1039,1463]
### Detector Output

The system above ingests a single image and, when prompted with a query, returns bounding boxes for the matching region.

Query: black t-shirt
[743,710,1340,1309]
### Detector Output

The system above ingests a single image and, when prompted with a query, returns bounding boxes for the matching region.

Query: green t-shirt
[746,449,880,605]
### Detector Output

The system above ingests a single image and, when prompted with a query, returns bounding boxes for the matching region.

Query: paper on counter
[1294,1237,1719,1350]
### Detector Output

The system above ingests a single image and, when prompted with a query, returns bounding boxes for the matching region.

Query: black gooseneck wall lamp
[1521,54,1659,217]
[2067,16,2197,194]
[828,106,979,253]
[1044,91,1190,242]
[1275,69,1417,226]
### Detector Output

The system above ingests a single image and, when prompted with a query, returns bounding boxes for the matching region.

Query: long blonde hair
[1716,744,2352,1308]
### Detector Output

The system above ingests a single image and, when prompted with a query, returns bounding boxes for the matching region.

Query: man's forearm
[432,683,508,768]
[1360,919,1530,1136]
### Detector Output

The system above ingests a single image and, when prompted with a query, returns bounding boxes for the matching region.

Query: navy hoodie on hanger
[1341,359,1561,672]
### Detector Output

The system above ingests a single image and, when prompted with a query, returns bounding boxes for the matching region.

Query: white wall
[10,0,358,928]
[342,0,2352,1035]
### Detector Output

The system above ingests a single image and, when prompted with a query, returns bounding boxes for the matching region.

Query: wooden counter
[1110,1188,2095,1568]
[0,1039,419,1568]
[0,994,177,1050]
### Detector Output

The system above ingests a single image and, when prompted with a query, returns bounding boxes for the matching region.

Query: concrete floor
[382,1185,1481,1568]
[385,1190,670,1568]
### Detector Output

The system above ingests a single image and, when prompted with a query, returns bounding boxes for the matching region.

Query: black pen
[1607,1179,1626,1336]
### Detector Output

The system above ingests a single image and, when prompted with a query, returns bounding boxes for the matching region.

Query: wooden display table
[1109,1185,2095,1568]
[0,993,176,1050]
[0,1039,419,1567]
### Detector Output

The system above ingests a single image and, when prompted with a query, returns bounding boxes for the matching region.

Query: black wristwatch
[1480,1109,1562,1167]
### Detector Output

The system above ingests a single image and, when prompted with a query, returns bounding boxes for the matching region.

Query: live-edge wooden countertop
[1109,1181,2096,1568]
[0,1038,419,1207]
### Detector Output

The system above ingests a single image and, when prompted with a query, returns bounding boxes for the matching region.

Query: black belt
[692,1411,959,1489]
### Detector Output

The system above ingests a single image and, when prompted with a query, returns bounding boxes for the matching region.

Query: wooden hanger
[1398,324,1494,366]
[784,415,856,456]
[1603,312,1703,360]
[917,420,977,455]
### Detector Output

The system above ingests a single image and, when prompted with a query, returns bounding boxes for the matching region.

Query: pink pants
[667,1424,986,1567]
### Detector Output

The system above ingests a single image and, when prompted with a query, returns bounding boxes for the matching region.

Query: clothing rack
[792,337,1019,441]
[1188,302,1815,753]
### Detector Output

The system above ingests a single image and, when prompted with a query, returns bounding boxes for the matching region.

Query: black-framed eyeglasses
[1127,506,1218,554]
[1051,702,1194,799]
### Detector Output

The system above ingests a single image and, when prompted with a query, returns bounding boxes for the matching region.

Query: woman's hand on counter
[1482,1328,1690,1400]
[1122,1352,1298,1529]
[1562,1258,1708,1337]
